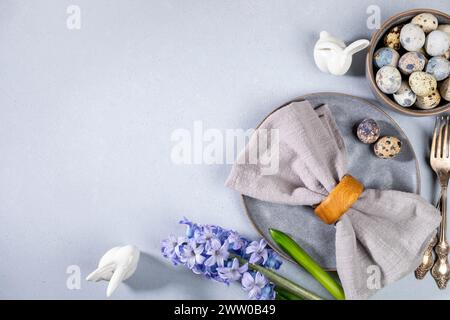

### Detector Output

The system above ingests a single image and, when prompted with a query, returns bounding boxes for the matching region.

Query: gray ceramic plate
[242,92,420,270]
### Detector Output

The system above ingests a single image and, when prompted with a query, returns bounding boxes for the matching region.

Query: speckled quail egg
[400,23,426,51]
[425,30,450,57]
[376,66,402,94]
[426,56,450,81]
[356,119,380,144]
[415,90,441,109]
[374,47,400,68]
[440,78,450,101]
[398,51,427,75]
[393,81,417,107]
[409,71,437,96]
[374,136,402,159]
[383,25,403,50]
[411,13,439,33]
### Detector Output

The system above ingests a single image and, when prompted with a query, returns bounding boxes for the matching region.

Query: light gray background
[0,0,449,300]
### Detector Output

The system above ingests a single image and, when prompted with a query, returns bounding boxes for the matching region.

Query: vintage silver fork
[429,116,450,289]
[414,199,439,279]
[415,117,450,287]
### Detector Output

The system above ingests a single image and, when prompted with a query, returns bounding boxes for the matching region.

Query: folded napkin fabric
[226,100,440,299]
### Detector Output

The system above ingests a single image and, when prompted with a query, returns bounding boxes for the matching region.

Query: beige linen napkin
[226,100,440,299]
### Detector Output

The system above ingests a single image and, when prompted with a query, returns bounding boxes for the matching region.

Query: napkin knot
[314,175,364,224]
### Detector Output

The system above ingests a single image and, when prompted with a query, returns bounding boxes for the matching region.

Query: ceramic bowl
[366,8,450,116]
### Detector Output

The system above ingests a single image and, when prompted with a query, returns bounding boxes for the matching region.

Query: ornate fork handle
[415,196,440,279]
[431,182,450,289]
[415,235,437,279]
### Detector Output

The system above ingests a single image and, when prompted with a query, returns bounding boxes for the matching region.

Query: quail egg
[425,30,450,57]
[398,51,427,75]
[374,136,402,159]
[411,13,439,33]
[383,25,403,50]
[374,47,400,68]
[400,23,426,51]
[426,56,450,81]
[376,66,402,94]
[393,81,417,107]
[440,78,450,101]
[409,71,437,96]
[356,119,380,144]
[415,90,441,109]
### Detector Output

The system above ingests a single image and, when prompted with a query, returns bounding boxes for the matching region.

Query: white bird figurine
[86,245,140,297]
[313,31,370,76]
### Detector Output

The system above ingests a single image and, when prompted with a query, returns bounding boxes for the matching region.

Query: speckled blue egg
[426,57,450,81]
[398,51,427,75]
[400,23,426,51]
[374,47,400,68]
[393,81,416,107]
[356,119,380,144]
[376,66,402,94]
[425,30,450,57]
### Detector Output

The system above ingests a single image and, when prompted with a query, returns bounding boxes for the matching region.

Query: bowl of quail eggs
[366,9,450,116]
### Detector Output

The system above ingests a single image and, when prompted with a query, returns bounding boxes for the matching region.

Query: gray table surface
[0,0,449,300]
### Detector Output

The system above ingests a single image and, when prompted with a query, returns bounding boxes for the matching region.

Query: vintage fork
[415,117,450,287]
[414,199,439,279]
[429,116,450,289]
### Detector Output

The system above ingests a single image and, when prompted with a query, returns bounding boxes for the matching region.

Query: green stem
[275,287,303,300]
[269,228,345,300]
[275,292,287,300]
[232,254,324,300]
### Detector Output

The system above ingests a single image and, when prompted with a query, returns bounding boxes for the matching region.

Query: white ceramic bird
[313,31,370,76]
[86,245,140,297]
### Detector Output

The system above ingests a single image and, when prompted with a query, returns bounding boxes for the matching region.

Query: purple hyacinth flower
[205,239,230,267]
[264,251,282,270]
[217,258,248,281]
[179,240,206,269]
[227,231,246,251]
[246,239,268,264]
[259,284,276,300]
[179,217,198,238]
[161,235,186,259]
[241,272,268,300]
[194,225,217,244]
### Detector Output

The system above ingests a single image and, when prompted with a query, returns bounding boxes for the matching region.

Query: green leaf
[232,254,324,300]
[269,228,345,300]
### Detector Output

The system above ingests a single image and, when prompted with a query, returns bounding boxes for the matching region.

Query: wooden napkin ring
[314,175,364,225]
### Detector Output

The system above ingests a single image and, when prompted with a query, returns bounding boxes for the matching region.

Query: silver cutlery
[428,116,450,289]
[415,116,450,288]
[415,200,439,280]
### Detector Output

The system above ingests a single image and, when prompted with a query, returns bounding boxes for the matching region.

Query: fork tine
[431,117,439,159]
[444,116,450,158]
[433,117,442,159]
